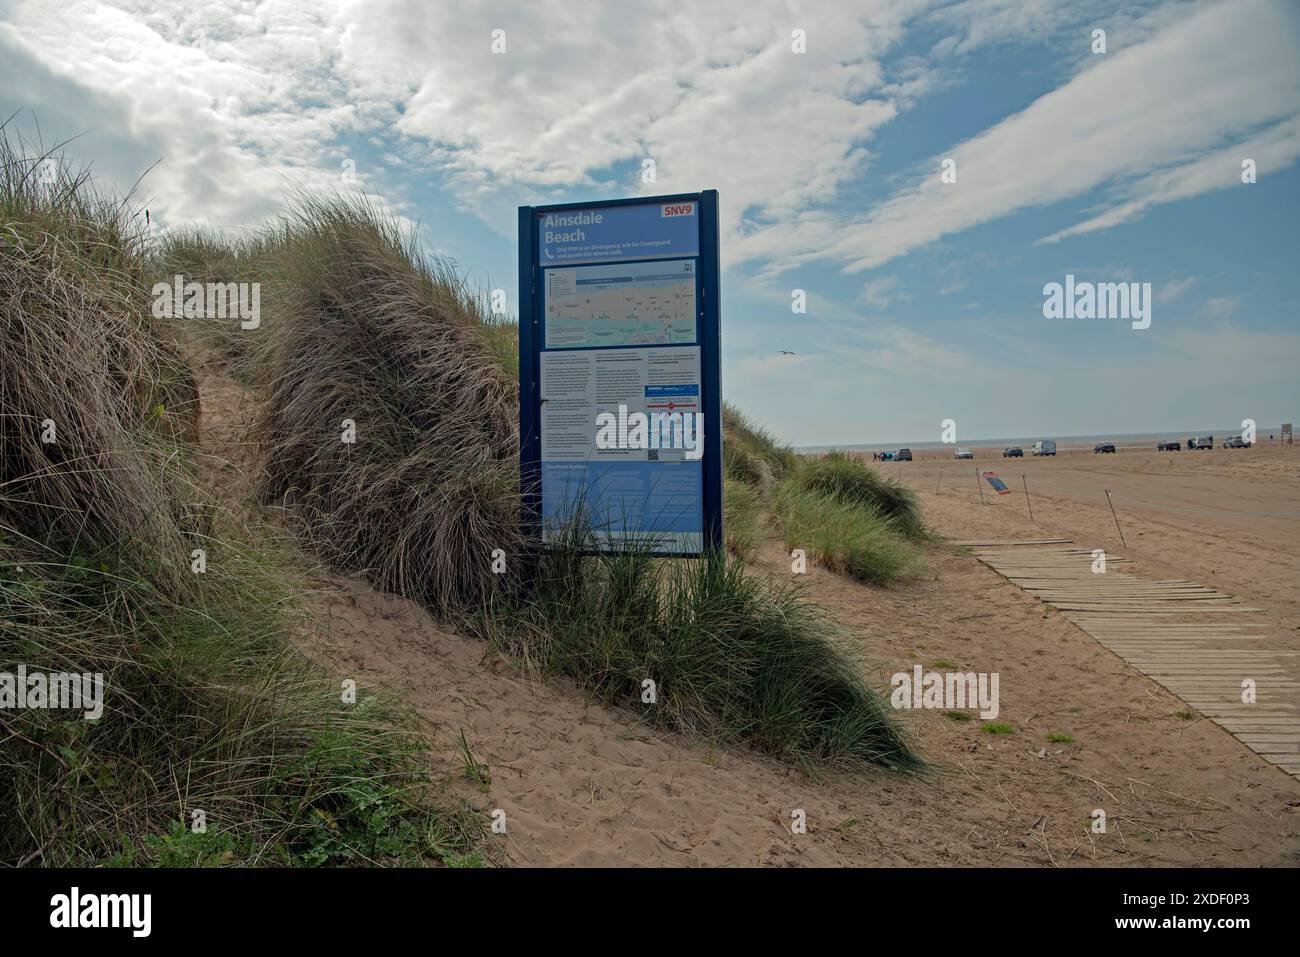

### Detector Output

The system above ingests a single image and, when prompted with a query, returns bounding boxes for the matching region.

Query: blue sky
[2,0,1297,446]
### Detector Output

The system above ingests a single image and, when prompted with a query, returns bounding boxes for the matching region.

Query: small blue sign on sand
[983,472,1012,495]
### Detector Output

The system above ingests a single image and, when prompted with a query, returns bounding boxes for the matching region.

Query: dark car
[1003,446,1023,457]
[1094,442,1116,453]
[896,448,913,461]
[1157,440,1181,451]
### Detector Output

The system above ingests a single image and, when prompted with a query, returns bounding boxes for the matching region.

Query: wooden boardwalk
[963,541,1300,780]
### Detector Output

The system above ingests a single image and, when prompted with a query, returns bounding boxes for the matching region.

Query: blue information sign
[537,200,700,265]
[519,192,722,556]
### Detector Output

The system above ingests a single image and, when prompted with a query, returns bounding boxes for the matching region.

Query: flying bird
[779,350,796,356]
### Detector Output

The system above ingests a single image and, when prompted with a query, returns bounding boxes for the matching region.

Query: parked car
[955,447,973,460]
[1189,435,1214,450]
[1223,435,1249,449]
[1157,440,1181,451]
[896,448,913,461]
[1032,440,1057,456]
[1094,442,1116,453]
[1003,446,1023,457]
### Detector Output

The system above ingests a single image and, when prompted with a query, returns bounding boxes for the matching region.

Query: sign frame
[518,190,722,557]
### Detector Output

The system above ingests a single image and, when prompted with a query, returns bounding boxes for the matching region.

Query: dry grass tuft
[252,196,522,614]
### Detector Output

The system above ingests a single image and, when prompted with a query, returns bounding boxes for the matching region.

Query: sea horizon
[795,426,1288,454]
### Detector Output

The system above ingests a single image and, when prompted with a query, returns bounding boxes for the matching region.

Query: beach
[865,441,1299,624]
[280,430,1300,865]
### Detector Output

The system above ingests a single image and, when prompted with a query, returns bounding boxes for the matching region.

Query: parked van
[1032,440,1057,456]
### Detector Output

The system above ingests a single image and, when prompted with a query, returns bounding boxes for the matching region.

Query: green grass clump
[0,530,486,867]
[250,194,522,616]
[795,451,926,538]
[774,482,919,585]
[150,226,278,384]
[1046,731,1074,744]
[0,128,483,867]
[981,721,1015,735]
[723,402,797,492]
[723,477,763,559]
[478,534,922,770]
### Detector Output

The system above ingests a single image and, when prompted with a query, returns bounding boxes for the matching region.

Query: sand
[884,442,1299,628]
[194,357,1300,865]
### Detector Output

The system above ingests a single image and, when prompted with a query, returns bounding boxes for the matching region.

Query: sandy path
[193,362,1300,866]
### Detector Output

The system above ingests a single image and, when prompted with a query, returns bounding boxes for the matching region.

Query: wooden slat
[969,540,1299,781]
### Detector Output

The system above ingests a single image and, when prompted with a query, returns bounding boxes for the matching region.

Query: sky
[2,0,1297,446]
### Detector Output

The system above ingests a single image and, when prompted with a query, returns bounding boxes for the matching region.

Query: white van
[1032,440,1057,456]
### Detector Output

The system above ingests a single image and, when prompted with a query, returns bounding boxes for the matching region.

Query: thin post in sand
[936,466,944,494]
[1023,474,1034,522]
[1105,488,1127,550]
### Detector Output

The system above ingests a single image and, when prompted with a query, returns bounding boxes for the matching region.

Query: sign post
[518,191,722,556]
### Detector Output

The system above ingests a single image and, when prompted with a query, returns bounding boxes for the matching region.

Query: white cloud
[4,0,1295,307]
[859,275,907,310]
[1156,276,1196,303]
[925,0,1083,57]
[0,0,366,229]
[1,0,943,245]
[334,0,934,245]
[732,0,1300,274]
[1201,296,1240,321]
[1038,115,1300,243]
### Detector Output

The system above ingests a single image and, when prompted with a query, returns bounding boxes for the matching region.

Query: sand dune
[195,364,1300,865]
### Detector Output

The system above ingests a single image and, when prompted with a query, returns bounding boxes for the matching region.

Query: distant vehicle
[1223,436,1249,449]
[1094,442,1116,454]
[955,447,973,460]
[1189,435,1214,450]
[896,448,913,461]
[1003,446,1023,457]
[880,450,895,461]
[1032,440,1056,456]
[1157,440,1181,451]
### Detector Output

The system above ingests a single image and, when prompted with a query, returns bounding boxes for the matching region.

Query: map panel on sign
[544,259,697,349]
